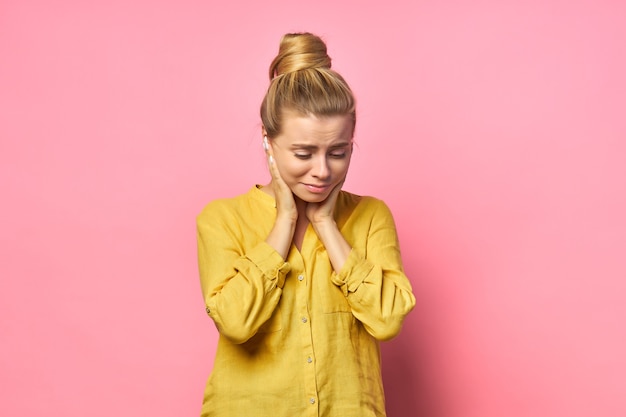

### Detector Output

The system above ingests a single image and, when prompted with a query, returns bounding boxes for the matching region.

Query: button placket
[290,260,317,412]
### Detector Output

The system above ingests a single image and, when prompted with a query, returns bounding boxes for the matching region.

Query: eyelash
[295,153,346,160]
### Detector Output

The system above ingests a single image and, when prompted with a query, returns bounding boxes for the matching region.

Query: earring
[263,136,269,151]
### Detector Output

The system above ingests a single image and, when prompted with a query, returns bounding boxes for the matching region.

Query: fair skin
[261,111,354,273]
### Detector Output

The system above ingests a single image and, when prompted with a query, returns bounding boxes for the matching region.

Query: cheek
[276,157,308,179]
[332,157,351,176]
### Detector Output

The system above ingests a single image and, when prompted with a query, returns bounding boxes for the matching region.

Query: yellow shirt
[196,186,416,417]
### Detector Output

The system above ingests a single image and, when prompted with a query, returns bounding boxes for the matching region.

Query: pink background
[1,1,625,416]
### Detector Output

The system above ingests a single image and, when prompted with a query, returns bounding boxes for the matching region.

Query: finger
[328,178,345,200]
[318,179,344,214]
[267,155,281,181]
[268,155,291,195]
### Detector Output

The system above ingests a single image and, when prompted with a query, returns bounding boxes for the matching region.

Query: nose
[312,156,330,180]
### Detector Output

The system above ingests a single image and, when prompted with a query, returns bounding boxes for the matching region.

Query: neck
[294,195,308,219]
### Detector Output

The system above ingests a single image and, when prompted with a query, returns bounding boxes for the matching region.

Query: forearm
[331,250,416,340]
[207,271,283,343]
[202,242,290,343]
[265,215,296,260]
[311,219,351,273]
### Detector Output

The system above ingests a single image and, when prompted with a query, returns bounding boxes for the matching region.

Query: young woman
[197,32,416,417]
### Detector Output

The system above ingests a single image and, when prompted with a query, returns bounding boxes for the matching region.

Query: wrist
[311,218,336,234]
[275,213,298,227]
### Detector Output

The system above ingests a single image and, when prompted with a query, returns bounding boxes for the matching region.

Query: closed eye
[329,152,346,159]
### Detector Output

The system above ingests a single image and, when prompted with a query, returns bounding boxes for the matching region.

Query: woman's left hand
[305,179,345,226]
[306,179,351,273]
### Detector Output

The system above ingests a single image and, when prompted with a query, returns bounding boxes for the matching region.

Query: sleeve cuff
[234,241,291,289]
[331,248,375,296]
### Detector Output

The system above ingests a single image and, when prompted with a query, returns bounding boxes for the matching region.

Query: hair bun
[269,32,332,80]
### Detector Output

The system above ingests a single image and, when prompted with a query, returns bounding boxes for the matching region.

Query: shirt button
[301,317,308,323]
[298,275,304,281]
[205,307,211,314]
[310,398,316,404]
[307,356,313,363]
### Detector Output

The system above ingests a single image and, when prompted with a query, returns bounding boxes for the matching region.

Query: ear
[261,125,268,138]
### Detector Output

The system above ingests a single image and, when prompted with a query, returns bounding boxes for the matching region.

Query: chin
[293,189,332,203]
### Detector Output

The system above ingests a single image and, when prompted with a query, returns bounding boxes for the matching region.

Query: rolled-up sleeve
[331,199,416,341]
[197,207,290,344]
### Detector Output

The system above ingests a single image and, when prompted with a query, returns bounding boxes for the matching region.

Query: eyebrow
[290,142,351,151]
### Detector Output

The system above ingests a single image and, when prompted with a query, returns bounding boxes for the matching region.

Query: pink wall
[1,1,625,416]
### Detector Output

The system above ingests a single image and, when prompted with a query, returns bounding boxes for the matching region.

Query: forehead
[276,112,353,146]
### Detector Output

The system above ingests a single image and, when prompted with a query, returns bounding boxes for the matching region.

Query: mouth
[302,183,331,194]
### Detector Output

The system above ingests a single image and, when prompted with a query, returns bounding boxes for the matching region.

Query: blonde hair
[260,33,356,138]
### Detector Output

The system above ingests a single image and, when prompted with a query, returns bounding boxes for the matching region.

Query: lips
[303,183,331,193]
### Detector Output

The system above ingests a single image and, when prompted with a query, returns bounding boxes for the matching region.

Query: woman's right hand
[267,153,298,223]
[265,151,297,259]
